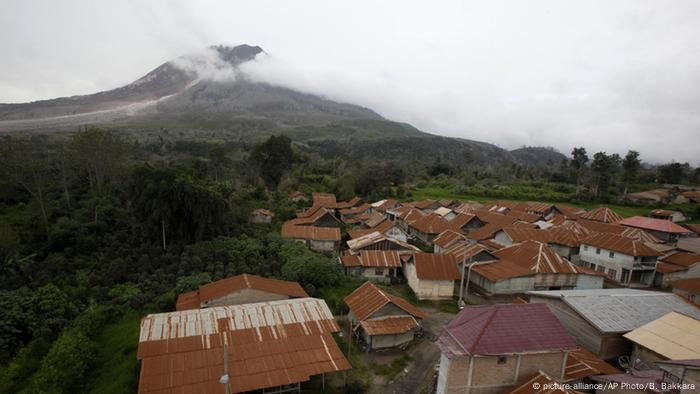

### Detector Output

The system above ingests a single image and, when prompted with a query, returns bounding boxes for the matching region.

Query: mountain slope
[0,44,553,167]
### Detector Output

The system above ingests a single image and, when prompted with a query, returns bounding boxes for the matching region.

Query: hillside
[0,44,555,167]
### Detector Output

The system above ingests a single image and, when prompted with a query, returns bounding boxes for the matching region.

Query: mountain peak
[208,44,264,66]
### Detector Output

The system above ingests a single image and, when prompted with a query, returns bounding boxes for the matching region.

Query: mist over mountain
[0,44,564,167]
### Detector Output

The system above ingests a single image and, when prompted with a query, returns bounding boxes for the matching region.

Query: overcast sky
[2,0,699,164]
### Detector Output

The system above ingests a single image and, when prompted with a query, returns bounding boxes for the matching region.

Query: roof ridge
[468,306,499,353]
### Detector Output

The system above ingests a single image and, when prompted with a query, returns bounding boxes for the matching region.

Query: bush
[31,329,96,393]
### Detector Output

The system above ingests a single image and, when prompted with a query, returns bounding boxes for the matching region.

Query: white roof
[139,297,334,342]
[434,207,453,217]
[371,199,387,208]
[528,289,700,333]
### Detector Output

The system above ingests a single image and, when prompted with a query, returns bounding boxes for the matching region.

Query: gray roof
[527,289,700,333]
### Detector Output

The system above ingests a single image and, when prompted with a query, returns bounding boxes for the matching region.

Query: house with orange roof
[579,232,662,287]
[617,215,694,243]
[468,241,604,296]
[344,281,427,350]
[175,273,309,311]
[671,278,700,305]
[339,250,405,283]
[403,253,461,300]
[654,251,700,288]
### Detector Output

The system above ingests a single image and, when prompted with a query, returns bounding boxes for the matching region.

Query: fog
[2,0,699,164]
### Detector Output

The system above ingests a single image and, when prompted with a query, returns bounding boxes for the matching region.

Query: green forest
[0,128,698,393]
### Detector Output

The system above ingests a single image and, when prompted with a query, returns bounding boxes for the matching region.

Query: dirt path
[368,307,455,394]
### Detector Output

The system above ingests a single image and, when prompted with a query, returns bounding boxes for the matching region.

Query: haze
[2,0,699,164]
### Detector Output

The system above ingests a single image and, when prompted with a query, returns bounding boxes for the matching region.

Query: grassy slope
[84,310,141,394]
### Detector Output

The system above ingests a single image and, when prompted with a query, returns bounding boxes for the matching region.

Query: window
[596,266,606,273]
[375,268,384,276]
[596,248,601,255]
[634,256,639,262]
[608,269,617,280]
[609,251,615,258]
[497,356,507,364]
[583,245,588,251]
[590,263,596,270]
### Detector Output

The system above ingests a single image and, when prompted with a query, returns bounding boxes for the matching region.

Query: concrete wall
[309,239,338,252]
[368,331,415,349]
[405,262,454,300]
[205,288,289,308]
[580,244,656,285]
[575,274,605,289]
[437,351,568,394]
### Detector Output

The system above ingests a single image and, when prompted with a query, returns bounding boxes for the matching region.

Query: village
[136,191,700,394]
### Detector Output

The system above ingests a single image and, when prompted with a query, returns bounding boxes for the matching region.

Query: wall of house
[405,263,454,300]
[385,227,408,242]
[369,331,415,349]
[533,273,578,290]
[437,352,567,394]
[494,232,513,246]
[549,244,574,259]
[599,333,632,361]
[658,264,700,288]
[529,297,605,358]
[673,288,700,306]
[580,245,635,279]
[206,289,289,308]
[309,239,337,252]
[359,267,394,283]
[575,274,605,289]
[631,344,667,366]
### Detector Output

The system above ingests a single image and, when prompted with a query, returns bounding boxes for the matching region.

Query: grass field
[84,310,141,394]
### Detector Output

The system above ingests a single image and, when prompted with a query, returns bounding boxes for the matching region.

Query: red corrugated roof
[340,251,402,268]
[359,316,418,336]
[581,233,662,257]
[617,216,693,234]
[176,274,309,311]
[344,281,427,321]
[412,253,461,280]
[433,230,467,249]
[671,278,700,293]
[438,303,577,356]
[660,251,700,267]
[281,223,341,241]
[565,347,620,380]
[580,207,623,223]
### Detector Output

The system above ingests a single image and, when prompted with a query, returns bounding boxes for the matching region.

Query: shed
[623,311,700,365]
[403,253,461,300]
[339,250,403,283]
[344,281,427,350]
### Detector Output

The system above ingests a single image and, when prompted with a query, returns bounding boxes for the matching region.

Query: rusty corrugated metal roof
[507,371,579,394]
[138,298,350,394]
[617,216,693,234]
[344,281,427,321]
[581,232,662,257]
[412,253,461,280]
[580,207,623,223]
[281,222,340,241]
[360,316,418,336]
[565,347,620,380]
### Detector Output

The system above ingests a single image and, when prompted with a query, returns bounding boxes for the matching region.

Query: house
[623,311,700,366]
[685,223,700,235]
[137,298,351,394]
[435,303,578,394]
[339,250,403,283]
[522,202,562,220]
[492,227,551,247]
[681,190,700,204]
[623,189,670,204]
[292,207,343,228]
[403,253,461,300]
[579,207,623,223]
[335,196,363,209]
[281,223,341,252]
[671,278,700,305]
[344,281,427,351]
[617,216,694,243]
[410,199,443,213]
[311,192,338,208]
[527,289,700,360]
[433,229,468,253]
[175,273,308,311]
[649,209,689,223]
[654,251,700,287]
[371,198,401,213]
[289,191,308,203]
[347,219,409,243]
[592,369,679,394]
[407,213,484,244]
[654,359,700,394]
[578,233,662,287]
[346,231,419,254]
[468,241,604,296]
[339,203,373,222]
[250,208,274,224]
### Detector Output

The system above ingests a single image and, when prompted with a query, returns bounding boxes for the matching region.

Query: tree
[590,152,620,199]
[621,150,641,194]
[280,252,343,294]
[71,127,127,195]
[0,138,54,236]
[657,162,689,184]
[570,147,588,196]
[250,135,294,189]
[31,328,96,393]
[30,284,77,337]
